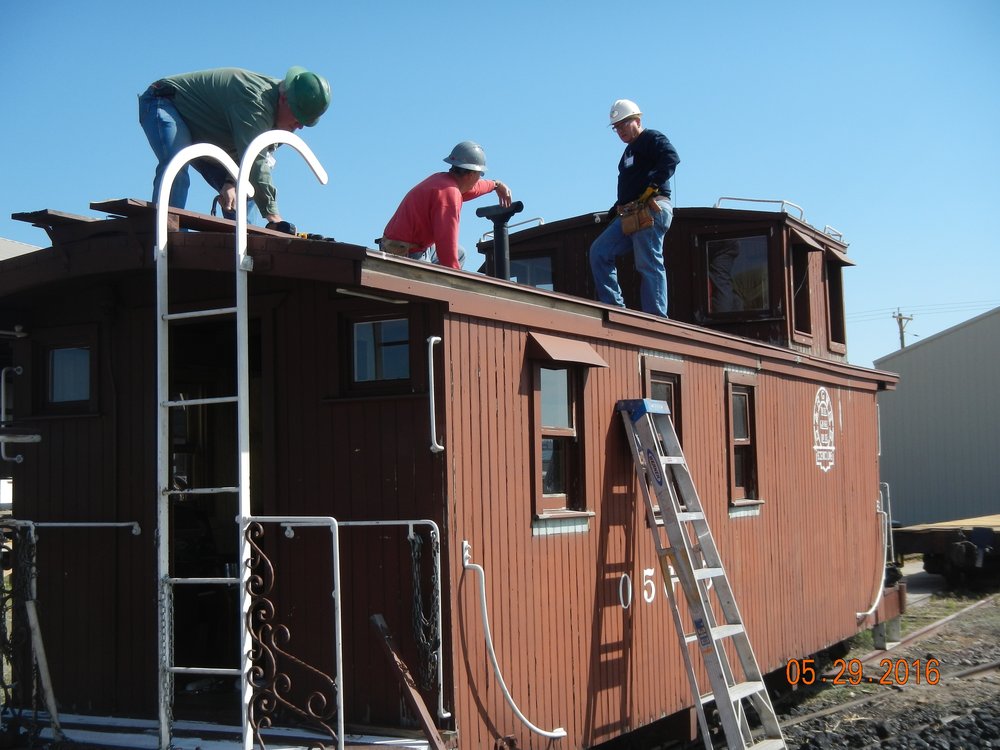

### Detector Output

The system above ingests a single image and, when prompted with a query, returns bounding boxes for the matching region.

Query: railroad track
[774,592,1000,747]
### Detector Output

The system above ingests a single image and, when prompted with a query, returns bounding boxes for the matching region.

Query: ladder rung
[676,511,705,522]
[163,307,237,321]
[164,396,238,408]
[661,456,685,464]
[693,567,724,580]
[749,740,786,750]
[684,623,744,644]
[162,486,240,496]
[700,680,766,705]
[168,666,241,676]
[167,577,240,585]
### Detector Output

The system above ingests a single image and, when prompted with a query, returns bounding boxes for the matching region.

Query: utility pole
[892,308,913,348]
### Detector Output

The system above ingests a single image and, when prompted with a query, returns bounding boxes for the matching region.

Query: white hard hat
[443,141,488,172]
[609,99,642,126]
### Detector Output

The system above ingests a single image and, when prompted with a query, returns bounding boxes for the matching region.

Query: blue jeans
[408,245,467,268]
[589,198,673,317]
[138,86,247,220]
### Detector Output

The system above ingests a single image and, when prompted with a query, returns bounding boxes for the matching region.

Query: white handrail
[479,216,545,243]
[288,518,451,721]
[427,336,444,453]
[154,142,244,750]
[235,130,328,271]
[1,366,40,464]
[235,133,327,750]
[856,495,889,620]
[248,516,344,750]
[462,541,566,740]
[714,196,805,221]
[2,519,142,742]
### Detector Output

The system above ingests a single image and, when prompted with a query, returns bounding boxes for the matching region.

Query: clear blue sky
[2,1,998,369]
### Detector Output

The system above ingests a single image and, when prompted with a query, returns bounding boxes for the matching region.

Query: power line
[846,300,1000,323]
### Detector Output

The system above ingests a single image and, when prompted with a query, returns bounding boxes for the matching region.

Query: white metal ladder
[154,134,327,750]
[616,399,785,750]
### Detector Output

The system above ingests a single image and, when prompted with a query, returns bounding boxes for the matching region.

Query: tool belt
[378,237,420,256]
[617,198,655,235]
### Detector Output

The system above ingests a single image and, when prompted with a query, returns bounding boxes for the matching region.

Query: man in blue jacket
[590,99,680,317]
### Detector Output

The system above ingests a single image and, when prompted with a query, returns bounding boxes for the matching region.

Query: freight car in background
[0,188,900,749]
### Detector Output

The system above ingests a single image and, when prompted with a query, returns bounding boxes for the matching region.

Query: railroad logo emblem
[813,387,835,473]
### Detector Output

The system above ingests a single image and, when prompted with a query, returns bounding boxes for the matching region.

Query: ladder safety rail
[616,399,786,750]
[234,133,328,750]
[462,541,567,740]
[154,135,331,750]
[235,130,328,272]
[154,142,245,750]
[427,336,444,453]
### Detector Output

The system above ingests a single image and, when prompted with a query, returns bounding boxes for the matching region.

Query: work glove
[265,220,298,235]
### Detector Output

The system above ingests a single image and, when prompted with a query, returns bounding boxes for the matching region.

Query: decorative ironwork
[245,522,339,750]
[0,525,41,747]
[409,528,441,691]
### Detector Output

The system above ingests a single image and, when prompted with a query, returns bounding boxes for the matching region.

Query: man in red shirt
[380,141,512,269]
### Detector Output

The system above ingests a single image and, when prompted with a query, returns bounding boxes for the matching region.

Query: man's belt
[378,238,419,256]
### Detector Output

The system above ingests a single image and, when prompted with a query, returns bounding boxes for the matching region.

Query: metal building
[876,306,1000,526]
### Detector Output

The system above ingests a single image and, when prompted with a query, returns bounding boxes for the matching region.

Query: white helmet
[444,141,488,172]
[609,99,642,126]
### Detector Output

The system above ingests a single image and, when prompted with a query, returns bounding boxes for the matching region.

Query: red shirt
[382,172,496,269]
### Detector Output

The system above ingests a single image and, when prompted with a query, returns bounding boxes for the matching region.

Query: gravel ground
[775,587,1000,749]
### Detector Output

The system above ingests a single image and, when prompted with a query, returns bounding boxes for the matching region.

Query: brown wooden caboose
[0,197,899,749]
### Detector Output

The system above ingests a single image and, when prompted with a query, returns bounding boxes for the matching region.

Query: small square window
[32,325,99,415]
[706,236,770,315]
[353,318,410,383]
[49,347,91,403]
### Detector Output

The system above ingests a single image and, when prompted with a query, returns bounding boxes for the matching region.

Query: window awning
[789,227,824,251]
[527,332,608,368]
[789,227,855,266]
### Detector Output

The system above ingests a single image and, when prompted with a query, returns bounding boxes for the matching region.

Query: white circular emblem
[812,387,835,473]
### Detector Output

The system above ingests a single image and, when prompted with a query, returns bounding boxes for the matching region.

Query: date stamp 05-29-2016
[784,657,941,687]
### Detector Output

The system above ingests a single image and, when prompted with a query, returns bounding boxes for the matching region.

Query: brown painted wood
[0,204,898,749]
[371,614,449,750]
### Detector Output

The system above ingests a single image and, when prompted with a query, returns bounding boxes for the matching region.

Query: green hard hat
[283,66,331,127]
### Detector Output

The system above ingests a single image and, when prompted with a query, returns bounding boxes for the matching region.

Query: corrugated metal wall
[876,307,1000,525]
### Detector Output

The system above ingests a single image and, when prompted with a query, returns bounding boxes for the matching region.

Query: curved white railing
[153,143,245,750]
[235,130,328,270]
[235,132,328,750]
[856,493,890,620]
[462,541,566,740]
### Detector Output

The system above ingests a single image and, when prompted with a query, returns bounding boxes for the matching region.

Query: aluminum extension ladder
[616,399,786,750]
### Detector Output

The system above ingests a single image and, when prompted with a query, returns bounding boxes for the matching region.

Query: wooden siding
[0,210,894,749]
[441,313,884,748]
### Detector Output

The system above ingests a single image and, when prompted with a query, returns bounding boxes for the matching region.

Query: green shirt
[161,68,282,217]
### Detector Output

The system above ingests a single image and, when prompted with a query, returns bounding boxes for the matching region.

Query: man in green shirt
[139,66,331,232]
